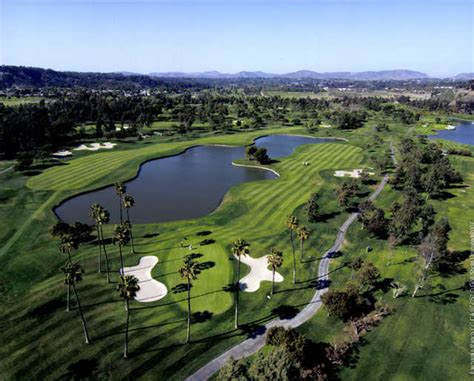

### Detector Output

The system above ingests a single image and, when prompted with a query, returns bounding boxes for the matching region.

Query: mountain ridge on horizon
[147,69,431,80]
[1,66,472,90]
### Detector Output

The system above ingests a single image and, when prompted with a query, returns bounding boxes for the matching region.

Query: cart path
[186,145,395,380]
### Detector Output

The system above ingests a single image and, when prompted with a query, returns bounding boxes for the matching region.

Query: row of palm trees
[229,217,309,328]
[57,181,204,357]
[54,182,141,358]
[286,215,310,284]
[231,240,284,329]
[55,184,311,355]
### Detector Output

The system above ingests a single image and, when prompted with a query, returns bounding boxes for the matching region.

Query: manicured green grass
[296,133,473,380]
[1,114,471,380]
[0,127,365,379]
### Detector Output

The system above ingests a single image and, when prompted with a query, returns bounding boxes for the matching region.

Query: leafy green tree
[179,256,200,343]
[306,193,320,223]
[231,239,250,328]
[123,195,136,253]
[334,180,359,209]
[419,203,436,236]
[117,274,140,358]
[49,221,70,238]
[355,261,380,292]
[333,110,366,130]
[286,215,299,284]
[247,346,302,381]
[217,357,249,381]
[61,262,90,344]
[246,145,258,160]
[297,226,310,262]
[267,248,283,295]
[358,200,388,238]
[348,257,364,279]
[254,147,270,164]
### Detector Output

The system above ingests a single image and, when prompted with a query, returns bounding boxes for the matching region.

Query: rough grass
[297,136,473,381]
[0,128,364,380]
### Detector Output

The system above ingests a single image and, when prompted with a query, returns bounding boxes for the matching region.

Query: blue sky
[1,0,472,77]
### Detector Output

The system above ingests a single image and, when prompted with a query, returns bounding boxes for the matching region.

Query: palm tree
[59,235,77,312]
[122,195,136,254]
[61,262,91,344]
[117,274,140,358]
[286,215,299,284]
[267,248,283,295]
[113,224,130,273]
[178,256,200,344]
[297,226,310,262]
[60,234,76,263]
[114,182,127,223]
[97,206,112,283]
[231,239,250,329]
[90,203,103,273]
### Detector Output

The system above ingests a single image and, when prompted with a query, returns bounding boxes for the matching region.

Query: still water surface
[55,135,337,224]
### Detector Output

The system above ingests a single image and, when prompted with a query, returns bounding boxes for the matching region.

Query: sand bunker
[334,169,374,178]
[115,125,130,131]
[74,142,117,151]
[121,256,168,302]
[52,150,72,157]
[235,254,284,292]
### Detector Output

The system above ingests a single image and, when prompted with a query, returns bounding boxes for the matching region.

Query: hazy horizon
[1,0,473,77]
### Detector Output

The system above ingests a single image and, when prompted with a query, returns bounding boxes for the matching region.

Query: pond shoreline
[53,134,343,224]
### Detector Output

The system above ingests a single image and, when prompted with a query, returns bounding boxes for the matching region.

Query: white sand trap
[121,256,168,302]
[334,169,374,178]
[73,142,117,151]
[235,254,284,292]
[52,150,72,157]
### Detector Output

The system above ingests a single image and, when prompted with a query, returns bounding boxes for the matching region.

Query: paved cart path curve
[186,143,396,381]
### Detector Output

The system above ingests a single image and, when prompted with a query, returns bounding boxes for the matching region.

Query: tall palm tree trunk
[127,210,135,254]
[66,247,72,311]
[96,225,102,273]
[271,269,275,295]
[66,285,70,312]
[100,225,111,283]
[235,258,241,329]
[186,278,191,344]
[290,231,296,284]
[72,283,90,344]
[118,245,125,276]
[124,299,129,358]
[119,197,123,224]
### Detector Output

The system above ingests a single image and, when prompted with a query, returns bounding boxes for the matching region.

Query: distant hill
[453,73,474,80]
[1,65,471,90]
[149,69,430,80]
[0,66,162,89]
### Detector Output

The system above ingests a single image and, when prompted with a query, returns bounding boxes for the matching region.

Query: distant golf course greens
[0,114,472,380]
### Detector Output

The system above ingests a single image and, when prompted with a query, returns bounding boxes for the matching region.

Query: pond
[428,120,474,146]
[54,135,338,224]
